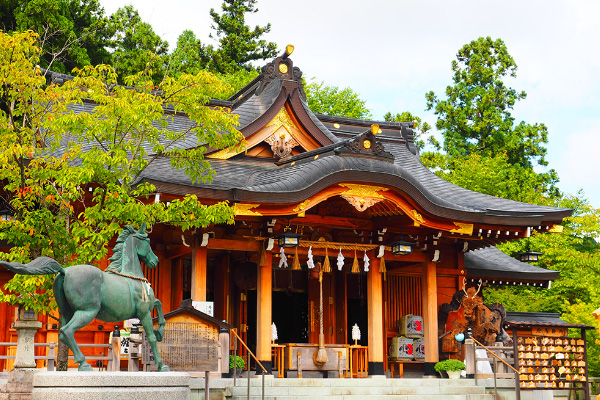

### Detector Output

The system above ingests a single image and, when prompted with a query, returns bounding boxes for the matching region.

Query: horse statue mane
[106,224,148,273]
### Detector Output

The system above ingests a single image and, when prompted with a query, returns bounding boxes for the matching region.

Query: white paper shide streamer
[337,248,345,271]
[352,323,361,342]
[307,246,315,269]
[278,246,288,268]
[271,322,278,342]
[363,251,370,272]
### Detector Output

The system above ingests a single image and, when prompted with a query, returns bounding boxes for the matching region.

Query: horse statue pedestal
[31,371,190,400]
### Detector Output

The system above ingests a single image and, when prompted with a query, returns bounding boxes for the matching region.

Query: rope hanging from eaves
[298,240,389,252]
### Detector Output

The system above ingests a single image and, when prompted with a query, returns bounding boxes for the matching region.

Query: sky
[101,0,600,209]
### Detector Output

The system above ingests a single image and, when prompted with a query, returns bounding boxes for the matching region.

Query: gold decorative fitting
[266,107,297,136]
[293,199,311,213]
[265,107,300,158]
[314,155,319,160]
[370,124,379,134]
[411,209,425,225]
[548,225,564,233]
[339,183,388,212]
[451,222,474,236]
[333,123,340,129]
[291,161,296,166]
[265,131,299,158]
[207,147,239,160]
[378,128,382,134]
[234,203,262,216]
[363,140,371,149]
[285,44,294,56]
[279,63,288,74]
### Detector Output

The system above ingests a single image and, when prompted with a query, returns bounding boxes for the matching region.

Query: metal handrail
[470,337,518,373]
[230,328,266,400]
[468,337,518,400]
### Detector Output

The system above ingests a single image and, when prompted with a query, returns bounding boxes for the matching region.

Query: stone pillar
[367,256,385,375]
[255,249,272,375]
[422,261,439,376]
[191,246,207,301]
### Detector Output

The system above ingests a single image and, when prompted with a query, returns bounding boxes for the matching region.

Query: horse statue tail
[0,256,65,276]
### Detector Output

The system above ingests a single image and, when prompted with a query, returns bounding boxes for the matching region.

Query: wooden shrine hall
[0,46,571,376]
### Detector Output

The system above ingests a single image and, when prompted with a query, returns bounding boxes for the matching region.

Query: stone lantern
[12,305,42,368]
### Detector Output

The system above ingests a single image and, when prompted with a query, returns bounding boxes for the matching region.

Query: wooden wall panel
[384,275,422,332]
[437,276,459,309]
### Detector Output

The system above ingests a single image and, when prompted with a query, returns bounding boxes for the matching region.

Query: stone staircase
[225,377,495,400]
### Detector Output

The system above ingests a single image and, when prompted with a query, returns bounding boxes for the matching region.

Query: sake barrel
[413,338,425,361]
[398,314,423,338]
[388,336,414,361]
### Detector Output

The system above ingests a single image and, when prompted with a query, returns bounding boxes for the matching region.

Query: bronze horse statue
[0,224,169,371]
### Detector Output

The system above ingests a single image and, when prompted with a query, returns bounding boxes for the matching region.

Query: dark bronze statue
[0,224,170,371]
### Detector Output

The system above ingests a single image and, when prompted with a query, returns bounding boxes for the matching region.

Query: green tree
[105,6,169,83]
[169,30,211,76]
[420,152,556,204]
[485,193,600,374]
[304,80,372,120]
[0,30,242,314]
[207,0,278,74]
[384,111,437,150]
[0,0,110,73]
[426,37,550,170]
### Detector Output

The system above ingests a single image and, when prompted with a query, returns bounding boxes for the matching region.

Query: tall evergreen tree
[207,0,277,74]
[426,37,549,169]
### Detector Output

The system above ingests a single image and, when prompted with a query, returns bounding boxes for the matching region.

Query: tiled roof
[464,246,559,282]
[504,311,592,329]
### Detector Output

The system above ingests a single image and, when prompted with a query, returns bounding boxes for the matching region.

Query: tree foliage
[304,80,372,120]
[384,111,437,150]
[105,6,169,83]
[0,30,243,312]
[0,0,110,73]
[207,0,278,74]
[426,37,550,170]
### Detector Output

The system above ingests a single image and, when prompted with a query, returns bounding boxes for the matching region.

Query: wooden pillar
[158,255,173,313]
[255,249,272,374]
[214,254,230,321]
[191,246,207,302]
[367,256,385,375]
[422,261,439,375]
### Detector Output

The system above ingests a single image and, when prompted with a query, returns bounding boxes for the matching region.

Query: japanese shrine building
[0,48,571,375]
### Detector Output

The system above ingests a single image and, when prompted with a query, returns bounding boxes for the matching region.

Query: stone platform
[31,371,190,400]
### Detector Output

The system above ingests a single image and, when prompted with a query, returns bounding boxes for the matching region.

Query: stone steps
[223,377,495,400]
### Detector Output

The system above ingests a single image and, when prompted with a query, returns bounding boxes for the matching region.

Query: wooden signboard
[153,321,219,371]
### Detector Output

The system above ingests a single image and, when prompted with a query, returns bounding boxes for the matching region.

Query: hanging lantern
[275,226,302,248]
[390,238,415,255]
[0,209,13,222]
[515,249,543,262]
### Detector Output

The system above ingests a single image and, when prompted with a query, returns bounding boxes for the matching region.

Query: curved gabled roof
[44,57,570,228]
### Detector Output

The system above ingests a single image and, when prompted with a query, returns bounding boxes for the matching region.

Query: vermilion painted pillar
[422,261,439,375]
[191,246,207,302]
[256,250,272,374]
[367,256,385,375]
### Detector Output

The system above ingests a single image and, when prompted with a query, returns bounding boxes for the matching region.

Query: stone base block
[31,371,190,400]
[0,369,38,400]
